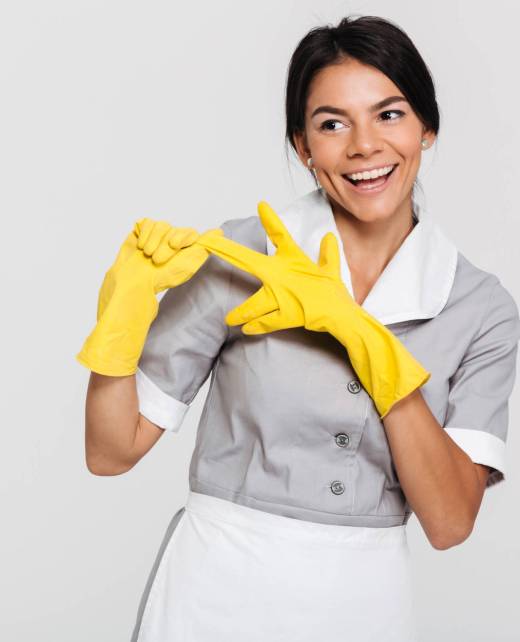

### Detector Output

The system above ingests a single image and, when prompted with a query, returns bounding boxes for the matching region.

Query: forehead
[306,58,401,115]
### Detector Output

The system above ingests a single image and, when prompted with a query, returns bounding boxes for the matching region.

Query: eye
[379,109,405,121]
[319,119,345,131]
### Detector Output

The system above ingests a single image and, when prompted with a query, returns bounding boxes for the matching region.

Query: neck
[327,195,417,280]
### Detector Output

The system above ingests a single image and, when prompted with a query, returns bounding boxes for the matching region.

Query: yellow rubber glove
[196,201,430,419]
[76,218,224,377]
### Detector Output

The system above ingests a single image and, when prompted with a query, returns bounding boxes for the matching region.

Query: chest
[220,260,472,431]
[220,311,467,433]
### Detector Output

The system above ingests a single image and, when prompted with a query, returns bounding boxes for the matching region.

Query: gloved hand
[196,201,430,419]
[76,218,224,376]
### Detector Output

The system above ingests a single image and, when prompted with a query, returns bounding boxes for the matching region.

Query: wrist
[321,301,431,419]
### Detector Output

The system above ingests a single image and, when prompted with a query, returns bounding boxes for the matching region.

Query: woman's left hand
[195,200,353,335]
[196,200,431,419]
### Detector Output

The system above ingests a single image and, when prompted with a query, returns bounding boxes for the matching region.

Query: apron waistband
[185,491,408,549]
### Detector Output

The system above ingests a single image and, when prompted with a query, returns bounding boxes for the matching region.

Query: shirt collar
[265,187,458,325]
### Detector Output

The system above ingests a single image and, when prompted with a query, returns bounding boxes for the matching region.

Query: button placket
[324,377,369,504]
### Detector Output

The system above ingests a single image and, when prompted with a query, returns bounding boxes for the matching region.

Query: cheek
[306,131,343,161]
[402,149,422,179]
[390,131,422,174]
[394,124,423,159]
[388,128,417,151]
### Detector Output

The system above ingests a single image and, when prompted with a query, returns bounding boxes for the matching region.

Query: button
[330,480,345,495]
[335,433,350,447]
[347,380,361,394]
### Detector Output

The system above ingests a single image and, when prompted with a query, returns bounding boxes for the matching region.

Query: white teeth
[347,165,395,181]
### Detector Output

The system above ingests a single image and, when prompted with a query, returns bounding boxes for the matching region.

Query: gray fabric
[136,206,520,527]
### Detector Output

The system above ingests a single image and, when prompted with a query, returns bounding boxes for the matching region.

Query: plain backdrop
[1,1,519,640]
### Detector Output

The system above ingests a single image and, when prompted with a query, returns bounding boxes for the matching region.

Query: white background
[1,1,519,640]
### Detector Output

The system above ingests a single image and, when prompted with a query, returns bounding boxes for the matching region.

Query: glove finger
[154,244,211,291]
[167,227,201,249]
[196,229,268,279]
[136,218,157,250]
[317,232,342,279]
[142,221,173,256]
[152,241,177,265]
[257,201,307,259]
[151,226,198,265]
[224,287,276,326]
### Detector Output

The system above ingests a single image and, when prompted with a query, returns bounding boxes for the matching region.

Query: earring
[307,157,321,187]
[421,139,429,150]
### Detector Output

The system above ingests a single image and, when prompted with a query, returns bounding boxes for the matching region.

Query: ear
[421,128,436,148]
[293,130,311,168]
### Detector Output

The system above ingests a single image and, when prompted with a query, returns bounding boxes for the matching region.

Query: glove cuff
[325,305,431,419]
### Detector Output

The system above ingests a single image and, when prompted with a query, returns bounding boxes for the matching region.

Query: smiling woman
[73,13,520,642]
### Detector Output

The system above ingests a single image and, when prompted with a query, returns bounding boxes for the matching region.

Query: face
[293,57,435,223]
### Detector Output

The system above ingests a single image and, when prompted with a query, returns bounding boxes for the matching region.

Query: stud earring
[421,139,429,150]
[307,157,314,168]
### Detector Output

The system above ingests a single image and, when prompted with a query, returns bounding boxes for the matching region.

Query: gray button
[335,433,350,447]
[330,480,345,495]
[347,380,361,394]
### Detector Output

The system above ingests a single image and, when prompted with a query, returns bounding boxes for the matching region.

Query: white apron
[131,491,418,641]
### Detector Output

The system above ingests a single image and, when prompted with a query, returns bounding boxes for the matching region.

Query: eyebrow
[310,96,408,119]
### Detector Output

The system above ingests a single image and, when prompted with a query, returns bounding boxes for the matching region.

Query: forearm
[84,372,140,474]
[382,388,481,549]
[322,303,478,546]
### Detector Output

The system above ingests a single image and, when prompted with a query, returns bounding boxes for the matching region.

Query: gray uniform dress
[130,187,520,641]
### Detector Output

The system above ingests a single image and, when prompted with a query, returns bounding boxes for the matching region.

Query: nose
[346,122,384,159]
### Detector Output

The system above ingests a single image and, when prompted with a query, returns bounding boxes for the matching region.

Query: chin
[336,198,398,222]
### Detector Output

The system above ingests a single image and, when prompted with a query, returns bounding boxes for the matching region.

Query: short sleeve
[135,219,235,433]
[443,279,520,488]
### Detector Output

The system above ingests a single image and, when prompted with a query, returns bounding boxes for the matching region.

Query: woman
[77,15,520,641]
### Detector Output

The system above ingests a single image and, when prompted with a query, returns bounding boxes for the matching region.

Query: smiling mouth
[343,164,398,186]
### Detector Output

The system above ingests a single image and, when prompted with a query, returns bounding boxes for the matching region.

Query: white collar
[265,187,458,325]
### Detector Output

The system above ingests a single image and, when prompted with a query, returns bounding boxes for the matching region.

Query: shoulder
[219,215,266,252]
[449,251,516,312]
[449,252,497,303]
[447,251,520,343]
[190,214,265,287]
[220,215,265,243]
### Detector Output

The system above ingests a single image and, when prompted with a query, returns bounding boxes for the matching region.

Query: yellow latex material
[196,201,431,419]
[76,218,224,376]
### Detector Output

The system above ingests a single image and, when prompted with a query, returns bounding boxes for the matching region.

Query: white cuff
[135,367,189,433]
[443,426,506,479]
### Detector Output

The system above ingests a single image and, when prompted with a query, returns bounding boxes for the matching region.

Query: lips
[343,164,397,185]
[341,163,398,195]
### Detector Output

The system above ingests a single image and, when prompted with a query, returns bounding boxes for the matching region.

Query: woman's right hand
[96,218,224,321]
[77,218,224,377]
